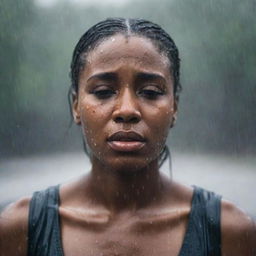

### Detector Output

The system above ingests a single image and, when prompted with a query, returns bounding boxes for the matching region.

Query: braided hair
[69,18,181,168]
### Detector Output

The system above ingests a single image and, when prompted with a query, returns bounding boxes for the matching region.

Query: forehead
[82,34,171,79]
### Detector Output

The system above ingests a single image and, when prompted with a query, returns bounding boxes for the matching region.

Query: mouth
[107,131,146,152]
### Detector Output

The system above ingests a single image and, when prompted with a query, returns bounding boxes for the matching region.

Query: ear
[170,100,178,128]
[72,93,81,125]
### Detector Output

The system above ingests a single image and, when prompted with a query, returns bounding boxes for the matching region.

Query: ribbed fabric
[27,185,221,256]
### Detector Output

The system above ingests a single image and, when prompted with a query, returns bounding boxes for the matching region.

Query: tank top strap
[198,186,222,256]
[179,186,222,256]
[27,185,64,256]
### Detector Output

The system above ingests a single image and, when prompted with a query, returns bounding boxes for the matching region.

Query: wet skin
[0,34,255,256]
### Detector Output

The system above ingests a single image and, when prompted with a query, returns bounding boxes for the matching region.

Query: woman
[0,18,255,256]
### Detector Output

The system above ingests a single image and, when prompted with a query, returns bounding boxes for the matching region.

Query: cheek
[79,106,96,135]
[78,99,112,144]
[142,103,174,157]
[144,103,173,135]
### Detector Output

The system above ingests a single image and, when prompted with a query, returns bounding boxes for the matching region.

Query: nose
[112,88,141,124]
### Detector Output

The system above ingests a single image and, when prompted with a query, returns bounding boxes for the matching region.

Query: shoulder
[0,196,31,256]
[221,199,256,256]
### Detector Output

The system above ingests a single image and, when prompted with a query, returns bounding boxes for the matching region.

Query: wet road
[0,152,255,218]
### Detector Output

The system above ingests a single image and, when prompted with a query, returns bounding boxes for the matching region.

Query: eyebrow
[87,72,117,82]
[135,72,166,83]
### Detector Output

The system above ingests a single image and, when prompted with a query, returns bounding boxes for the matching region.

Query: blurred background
[0,0,255,217]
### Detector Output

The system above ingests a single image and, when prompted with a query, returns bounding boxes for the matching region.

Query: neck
[87,157,166,213]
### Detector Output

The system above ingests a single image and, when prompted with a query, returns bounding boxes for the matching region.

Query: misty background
[0,0,255,217]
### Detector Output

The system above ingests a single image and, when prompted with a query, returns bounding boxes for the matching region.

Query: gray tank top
[27,185,221,256]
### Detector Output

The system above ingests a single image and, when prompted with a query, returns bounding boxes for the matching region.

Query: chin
[100,155,158,174]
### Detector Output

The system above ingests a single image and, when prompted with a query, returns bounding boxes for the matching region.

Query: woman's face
[73,34,177,172]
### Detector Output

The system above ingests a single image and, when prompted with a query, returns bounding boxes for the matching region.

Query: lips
[107,131,146,152]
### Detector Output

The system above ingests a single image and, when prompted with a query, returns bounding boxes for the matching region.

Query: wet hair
[69,18,181,168]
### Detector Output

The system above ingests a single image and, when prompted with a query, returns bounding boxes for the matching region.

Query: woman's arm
[0,197,30,256]
[221,200,256,256]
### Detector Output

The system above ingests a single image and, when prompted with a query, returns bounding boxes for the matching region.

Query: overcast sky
[35,0,131,7]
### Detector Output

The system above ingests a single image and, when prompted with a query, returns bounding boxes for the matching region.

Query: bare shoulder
[0,197,31,256]
[221,199,256,256]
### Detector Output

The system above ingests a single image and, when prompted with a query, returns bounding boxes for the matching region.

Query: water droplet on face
[111,38,115,42]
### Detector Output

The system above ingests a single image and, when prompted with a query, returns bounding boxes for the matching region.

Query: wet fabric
[27,185,221,256]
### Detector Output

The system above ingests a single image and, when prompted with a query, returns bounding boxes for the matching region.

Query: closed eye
[91,87,116,99]
[138,87,164,100]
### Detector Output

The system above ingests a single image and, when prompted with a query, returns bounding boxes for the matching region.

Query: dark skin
[0,34,255,256]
